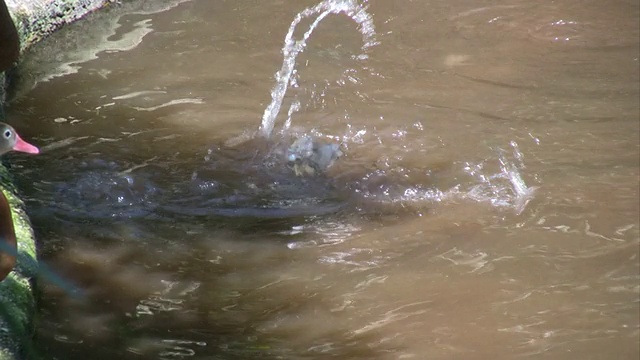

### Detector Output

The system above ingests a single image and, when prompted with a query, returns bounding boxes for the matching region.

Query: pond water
[4,0,639,359]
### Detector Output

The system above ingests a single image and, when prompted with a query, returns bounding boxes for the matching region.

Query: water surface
[5,0,639,359]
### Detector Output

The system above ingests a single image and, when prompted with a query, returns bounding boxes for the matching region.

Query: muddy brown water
[4,0,639,359]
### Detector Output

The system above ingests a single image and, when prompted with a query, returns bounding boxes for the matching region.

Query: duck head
[0,122,38,281]
[0,122,39,155]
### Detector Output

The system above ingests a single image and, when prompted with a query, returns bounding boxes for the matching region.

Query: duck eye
[3,130,11,139]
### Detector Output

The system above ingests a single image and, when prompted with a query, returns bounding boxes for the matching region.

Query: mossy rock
[0,164,37,360]
[6,0,113,52]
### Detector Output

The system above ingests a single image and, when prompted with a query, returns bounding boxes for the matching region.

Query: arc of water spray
[258,0,377,138]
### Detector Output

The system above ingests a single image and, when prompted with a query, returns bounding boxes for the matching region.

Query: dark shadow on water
[7,131,422,359]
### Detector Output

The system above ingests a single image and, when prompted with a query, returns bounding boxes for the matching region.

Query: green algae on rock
[5,0,114,52]
[0,167,38,359]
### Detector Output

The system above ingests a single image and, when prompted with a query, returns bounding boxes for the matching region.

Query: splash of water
[258,0,377,138]
[354,141,538,216]
[462,141,538,215]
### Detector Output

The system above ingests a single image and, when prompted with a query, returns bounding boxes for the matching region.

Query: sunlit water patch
[11,0,193,91]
